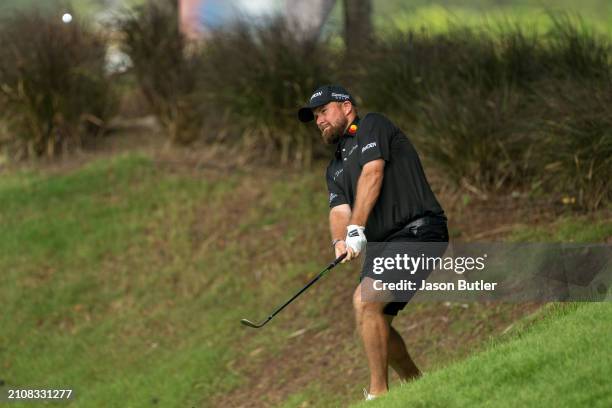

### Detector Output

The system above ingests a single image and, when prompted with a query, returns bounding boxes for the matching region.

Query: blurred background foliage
[0,0,610,209]
[0,6,116,159]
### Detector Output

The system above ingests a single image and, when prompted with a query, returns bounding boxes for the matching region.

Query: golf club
[241,253,347,329]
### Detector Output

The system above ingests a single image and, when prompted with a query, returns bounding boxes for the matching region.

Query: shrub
[545,15,611,82]
[198,17,338,167]
[536,80,612,210]
[116,0,203,144]
[415,85,535,191]
[0,8,114,159]
[355,27,503,117]
[353,16,611,209]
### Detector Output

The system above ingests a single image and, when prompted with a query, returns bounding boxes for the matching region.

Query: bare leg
[353,280,391,396]
[385,315,421,381]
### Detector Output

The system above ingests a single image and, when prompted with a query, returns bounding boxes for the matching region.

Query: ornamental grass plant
[0,8,114,159]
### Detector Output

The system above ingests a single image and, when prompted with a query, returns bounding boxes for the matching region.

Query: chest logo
[334,168,344,180]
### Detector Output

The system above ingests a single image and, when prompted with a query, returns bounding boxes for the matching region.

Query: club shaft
[266,269,326,320]
[259,254,346,324]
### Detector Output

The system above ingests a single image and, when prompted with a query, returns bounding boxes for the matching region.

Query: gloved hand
[345,225,367,260]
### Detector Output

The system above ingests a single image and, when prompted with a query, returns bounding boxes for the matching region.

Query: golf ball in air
[62,13,73,24]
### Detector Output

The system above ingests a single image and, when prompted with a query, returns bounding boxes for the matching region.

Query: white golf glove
[345,225,367,256]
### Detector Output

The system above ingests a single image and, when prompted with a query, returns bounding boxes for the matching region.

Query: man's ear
[342,101,353,116]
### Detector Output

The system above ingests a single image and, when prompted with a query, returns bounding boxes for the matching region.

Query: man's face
[313,102,349,145]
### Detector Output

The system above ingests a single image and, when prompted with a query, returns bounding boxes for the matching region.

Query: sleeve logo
[362,142,377,153]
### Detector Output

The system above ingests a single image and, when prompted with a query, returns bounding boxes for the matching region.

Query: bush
[353,16,611,208]
[198,17,338,167]
[112,9,610,207]
[545,15,611,82]
[415,86,535,191]
[536,80,612,210]
[116,0,203,144]
[117,6,337,165]
[0,8,115,159]
[355,27,503,118]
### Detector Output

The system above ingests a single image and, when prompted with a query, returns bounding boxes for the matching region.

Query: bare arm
[350,159,385,226]
[330,203,351,241]
[329,204,351,261]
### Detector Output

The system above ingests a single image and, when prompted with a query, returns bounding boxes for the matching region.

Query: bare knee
[353,287,386,319]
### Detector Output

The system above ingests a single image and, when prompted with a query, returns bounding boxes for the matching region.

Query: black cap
[298,85,356,122]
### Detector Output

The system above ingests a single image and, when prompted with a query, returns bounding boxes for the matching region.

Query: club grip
[329,252,347,268]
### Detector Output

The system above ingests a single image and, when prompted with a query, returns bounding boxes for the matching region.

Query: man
[297,85,449,400]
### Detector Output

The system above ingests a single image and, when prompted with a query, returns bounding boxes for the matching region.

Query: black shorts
[360,217,449,316]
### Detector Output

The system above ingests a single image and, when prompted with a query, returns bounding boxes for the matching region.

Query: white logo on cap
[331,93,350,100]
[310,91,323,101]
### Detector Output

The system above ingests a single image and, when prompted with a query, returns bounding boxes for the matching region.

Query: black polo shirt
[325,113,445,242]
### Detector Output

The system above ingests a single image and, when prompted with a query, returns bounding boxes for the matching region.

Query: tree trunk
[343,0,372,56]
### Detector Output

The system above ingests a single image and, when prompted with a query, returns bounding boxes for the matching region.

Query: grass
[372,2,612,36]
[0,152,609,407]
[510,216,612,242]
[0,0,145,18]
[349,214,612,407]
[355,302,612,407]
[0,152,342,406]
[0,154,243,406]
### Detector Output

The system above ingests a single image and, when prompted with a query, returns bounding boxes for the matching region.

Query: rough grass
[0,152,341,406]
[0,152,609,407]
[348,212,612,407]
[510,216,612,242]
[372,2,612,35]
[0,154,243,405]
[354,302,612,408]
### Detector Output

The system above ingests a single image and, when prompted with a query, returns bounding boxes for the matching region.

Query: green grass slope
[0,152,343,406]
[356,302,612,407]
[0,154,243,406]
[0,152,609,407]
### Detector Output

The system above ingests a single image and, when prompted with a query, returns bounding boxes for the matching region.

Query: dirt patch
[0,116,165,176]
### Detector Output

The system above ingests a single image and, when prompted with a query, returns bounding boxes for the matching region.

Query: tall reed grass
[354,17,611,208]
[3,5,608,209]
[116,0,203,144]
[0,9,114,158]
[197,18,337,166]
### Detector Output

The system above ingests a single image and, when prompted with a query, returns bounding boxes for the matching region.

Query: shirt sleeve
[358,113,393,166]
[326,166,348,208]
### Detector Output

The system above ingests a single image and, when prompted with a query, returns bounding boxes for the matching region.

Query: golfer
[298,85,449,400]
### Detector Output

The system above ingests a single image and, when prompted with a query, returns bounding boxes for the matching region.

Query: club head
[240,318,266,329]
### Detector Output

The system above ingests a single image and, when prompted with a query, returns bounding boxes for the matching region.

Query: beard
[319,117,347,145]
